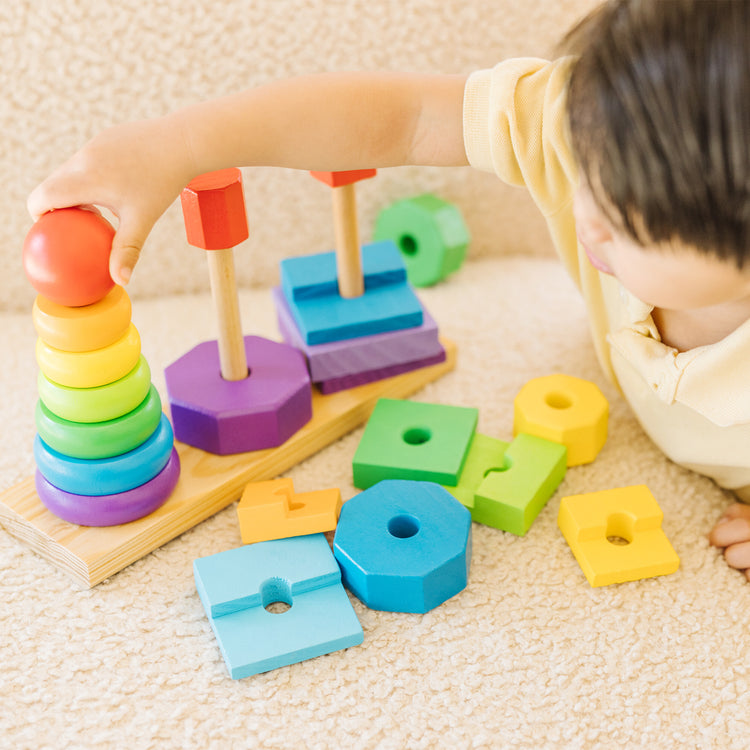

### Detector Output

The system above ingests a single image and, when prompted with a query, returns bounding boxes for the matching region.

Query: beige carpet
[1,256,748,749]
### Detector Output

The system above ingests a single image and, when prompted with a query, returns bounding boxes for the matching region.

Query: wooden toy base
[0,339,456,588]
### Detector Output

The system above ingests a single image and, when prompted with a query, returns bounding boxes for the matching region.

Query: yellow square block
[558,485,679,587]
[237,478,342,544]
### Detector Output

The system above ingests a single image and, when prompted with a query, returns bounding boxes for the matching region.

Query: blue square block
[279,240,423,345]
[194,534,363,679]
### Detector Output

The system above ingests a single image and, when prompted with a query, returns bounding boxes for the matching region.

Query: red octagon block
[165,335,312,455]
[310,169,377,188]
[181,168,249,250]
[23,207,115,307]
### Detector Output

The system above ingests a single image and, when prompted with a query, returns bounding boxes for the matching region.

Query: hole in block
[545,392,573,410]
[402,427,432,445]
[605,512,634,546]
[260,577,293,614]
[220,367,252,382]
[399,234,419,257]
[388,514,421,539]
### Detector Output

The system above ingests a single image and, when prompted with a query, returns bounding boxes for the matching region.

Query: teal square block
[445,432,567,535]
[352,398,478,489]
[279,240,423,345]
[193,534,363,679]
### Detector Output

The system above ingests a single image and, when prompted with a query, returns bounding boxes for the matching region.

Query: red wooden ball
[23,207,116,307]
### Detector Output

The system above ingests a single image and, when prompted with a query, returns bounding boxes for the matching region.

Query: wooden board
[0,339,456,588]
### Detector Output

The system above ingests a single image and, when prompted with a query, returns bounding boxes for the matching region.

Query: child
[27,0,750,580]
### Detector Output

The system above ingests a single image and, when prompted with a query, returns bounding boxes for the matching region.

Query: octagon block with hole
[513,374,608,466]
[445,432,567,535]
[165,335,312,455]
[557,485,679,587]
[333,480,472,613]
[373,194,470,287]
[352,398,478,489]
[193,534,363,679]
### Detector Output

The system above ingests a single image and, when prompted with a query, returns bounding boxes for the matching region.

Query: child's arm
[28,72,468,285]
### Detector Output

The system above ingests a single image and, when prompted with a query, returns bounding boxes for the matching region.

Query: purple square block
[317,348,447,394]
[165,335,312,455]
[273,287,444,381]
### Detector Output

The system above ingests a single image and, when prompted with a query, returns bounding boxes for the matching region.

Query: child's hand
[708,503,750,581]
[27,116,194,286]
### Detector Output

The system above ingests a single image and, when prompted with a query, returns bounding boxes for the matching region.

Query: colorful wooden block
[514,374,608,466]
[35,448,180,527]
[33,286,132,352]
[373,194,470,287]
[333,479,472,613]
[237,477,341,544]
[468,433,567,536]
[35,385,163,460]
[165,335,312,455]
[193,534,363,679]
[37,355,152,424]
[34,414,175,496]
[180,168,249,250]
[279,241,423,345]
[309,169,377,187]
[273,287,444,380]
[36,323,141,389]
[23,207,115,307]
[352,398,477,489]
[315,350,447,394]
[557,485,680,586]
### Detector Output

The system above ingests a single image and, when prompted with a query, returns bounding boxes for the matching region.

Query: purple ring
[35,447,180,527]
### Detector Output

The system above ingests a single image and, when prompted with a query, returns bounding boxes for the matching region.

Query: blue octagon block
[333,479,472,613]
[194,534,363,680]
[279,240,423,345]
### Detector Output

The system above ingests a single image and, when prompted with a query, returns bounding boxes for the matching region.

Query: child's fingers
[718,502,750,523]
[724,540,750,570]
[109,224,148,286]
[708,515,750,547]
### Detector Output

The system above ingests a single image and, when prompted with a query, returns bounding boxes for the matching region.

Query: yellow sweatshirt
[463,57,750,497]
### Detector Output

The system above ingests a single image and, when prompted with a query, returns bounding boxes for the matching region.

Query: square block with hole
[193,534,363,679]
[557,485,680,587]
[352,398,478,489]
[279,241,423,345]
[445,432,566,535]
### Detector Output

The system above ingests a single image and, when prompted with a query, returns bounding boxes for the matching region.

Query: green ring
[35,385,163,460]
[37,355,152,424]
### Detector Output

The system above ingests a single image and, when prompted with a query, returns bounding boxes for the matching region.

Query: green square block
[446,432,567,535]
[352,398,478,489]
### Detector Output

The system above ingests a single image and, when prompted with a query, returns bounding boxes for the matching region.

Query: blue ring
[34,414,174,496]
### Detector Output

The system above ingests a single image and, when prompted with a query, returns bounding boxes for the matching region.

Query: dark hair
[561,0,750,267]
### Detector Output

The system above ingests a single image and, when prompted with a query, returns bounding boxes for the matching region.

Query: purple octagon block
[165,335,312,455]
[273,287,444,382]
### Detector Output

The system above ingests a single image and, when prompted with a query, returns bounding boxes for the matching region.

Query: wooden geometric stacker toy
[274,170,446,392]
[2,175,457,586]
[22,207,179,528]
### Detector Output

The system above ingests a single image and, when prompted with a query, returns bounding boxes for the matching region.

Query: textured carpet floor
[1,256,748,749]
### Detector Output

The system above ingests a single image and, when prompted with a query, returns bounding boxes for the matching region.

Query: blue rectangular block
[279,241,423,345]
[194,534,363,679]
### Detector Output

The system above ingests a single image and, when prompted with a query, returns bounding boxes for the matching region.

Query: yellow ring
[36,323,142,388]
[33,286,132,353]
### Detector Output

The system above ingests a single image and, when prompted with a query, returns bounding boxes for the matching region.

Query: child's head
[562,0,750,308]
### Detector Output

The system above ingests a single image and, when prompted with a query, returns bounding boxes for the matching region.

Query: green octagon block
[373,194,470,287]
[445,432,567,535]
[352,398,478,489]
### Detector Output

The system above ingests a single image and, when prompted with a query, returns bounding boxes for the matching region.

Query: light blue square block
[194,534,363,679]
[279,241,423,345]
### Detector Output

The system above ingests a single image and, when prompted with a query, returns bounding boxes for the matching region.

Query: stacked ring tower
[23,207,180,526]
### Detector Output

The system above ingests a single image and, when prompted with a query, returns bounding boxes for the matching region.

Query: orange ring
[33,286,131,352]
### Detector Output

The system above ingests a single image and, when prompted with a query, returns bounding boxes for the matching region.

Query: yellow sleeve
[463,57,579,218]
